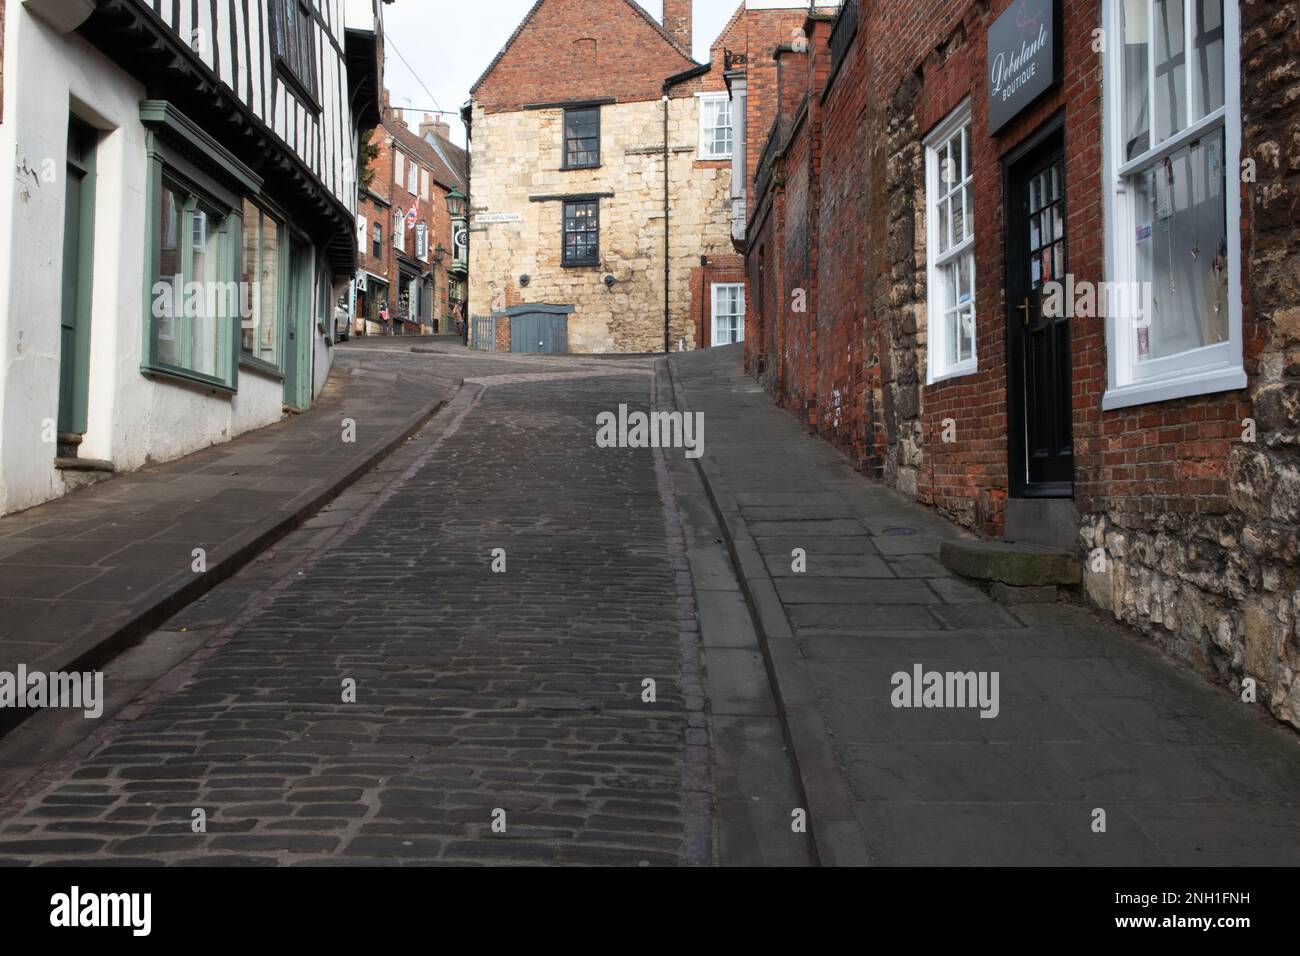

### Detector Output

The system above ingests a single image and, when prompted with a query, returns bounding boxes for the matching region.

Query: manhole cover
[881,526,918,536]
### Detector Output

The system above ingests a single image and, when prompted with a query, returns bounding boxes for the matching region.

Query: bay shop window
[140,101,319,394]
[141,101,258,390]
[1102,0,1244,409]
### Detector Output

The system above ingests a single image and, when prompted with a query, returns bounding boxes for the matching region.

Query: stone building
[465,0,743,354]
[352,96,469,337]
[0,0,383,516]
[739,0,1300,728]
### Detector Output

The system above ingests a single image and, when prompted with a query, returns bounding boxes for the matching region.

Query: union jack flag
[407,197,419,228]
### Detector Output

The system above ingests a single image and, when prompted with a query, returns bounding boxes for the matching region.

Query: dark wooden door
[1005,129,1073,497]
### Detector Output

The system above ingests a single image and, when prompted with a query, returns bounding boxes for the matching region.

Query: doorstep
[938,539,1081,588]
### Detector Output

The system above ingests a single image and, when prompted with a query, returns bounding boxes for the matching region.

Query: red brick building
[738,0,1300,728]
[354,95,469,336]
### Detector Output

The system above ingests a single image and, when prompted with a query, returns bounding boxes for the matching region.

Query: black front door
[1005,126,1073,497]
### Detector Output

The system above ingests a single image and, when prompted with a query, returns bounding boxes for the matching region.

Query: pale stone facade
[468,97,734,353]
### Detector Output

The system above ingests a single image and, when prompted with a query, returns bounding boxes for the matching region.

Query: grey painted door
[58,120,97,439]
[510,311,568,354]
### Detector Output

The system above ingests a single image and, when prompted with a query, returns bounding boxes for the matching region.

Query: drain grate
[880,526,918,536]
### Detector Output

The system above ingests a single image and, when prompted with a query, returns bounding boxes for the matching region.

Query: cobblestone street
[0,347,711,865]
[1,344,1297,870]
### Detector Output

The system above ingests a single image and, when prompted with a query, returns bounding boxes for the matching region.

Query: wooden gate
[470,314,495,351]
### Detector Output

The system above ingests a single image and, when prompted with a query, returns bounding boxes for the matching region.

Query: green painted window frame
[139,101,262,394]
[238,199,288,379]
[143,171,239,391]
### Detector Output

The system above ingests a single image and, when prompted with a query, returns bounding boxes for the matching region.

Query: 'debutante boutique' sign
[987,0,1062,134]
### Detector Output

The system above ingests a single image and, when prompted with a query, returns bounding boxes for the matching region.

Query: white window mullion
[1147,0,1157,148]
[1117,106,1225,178]
[1184,0,1198,126]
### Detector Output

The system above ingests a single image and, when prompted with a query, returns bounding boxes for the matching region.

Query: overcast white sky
[380,0,744,147]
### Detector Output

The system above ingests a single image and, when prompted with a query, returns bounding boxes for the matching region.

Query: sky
[380,0,744,147]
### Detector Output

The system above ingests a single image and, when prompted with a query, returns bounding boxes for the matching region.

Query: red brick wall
[738,8,811,210]
[746,0,1300,726]
[747,188,784,388]
[814,6,872,470]
[473,0,701,112]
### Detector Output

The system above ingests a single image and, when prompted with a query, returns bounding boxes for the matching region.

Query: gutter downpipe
[663,64,712,354]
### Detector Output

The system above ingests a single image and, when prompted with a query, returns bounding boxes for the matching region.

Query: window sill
[561,164,601,172]
[562,261,601,270]
[927,362,978,386]
[240,354,285,380]
[141,364,236,396]
[698,154,733,163]
[1102,365,1247,411]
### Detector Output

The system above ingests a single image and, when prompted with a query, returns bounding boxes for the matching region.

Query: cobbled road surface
[0,352,707,866]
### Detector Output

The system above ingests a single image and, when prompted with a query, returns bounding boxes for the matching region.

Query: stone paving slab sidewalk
[0,343,465,737]
[668,345,1300,866]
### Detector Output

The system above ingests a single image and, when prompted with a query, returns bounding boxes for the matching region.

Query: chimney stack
[663,0,692,56]
[419,112,452,142]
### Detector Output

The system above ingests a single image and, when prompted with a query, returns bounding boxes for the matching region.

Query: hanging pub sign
[987,0,1062,134]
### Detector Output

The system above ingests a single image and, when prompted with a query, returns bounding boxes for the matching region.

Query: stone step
[1003,497,1079,550]
[939,539,1081,587]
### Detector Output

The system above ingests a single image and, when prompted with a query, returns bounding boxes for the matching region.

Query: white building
[0,0,385,515]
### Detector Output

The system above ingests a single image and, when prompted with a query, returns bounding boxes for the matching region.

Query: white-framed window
[394,207,406,254]
[394,151,404,188]
[420,168,429,200]
[698,93,733,160]
[1102,0,1244,410]
[924,102,976,383]
[407,159,419,195]
[712,283,745,345]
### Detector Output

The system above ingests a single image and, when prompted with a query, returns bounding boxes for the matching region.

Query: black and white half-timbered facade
[0,0,385,515]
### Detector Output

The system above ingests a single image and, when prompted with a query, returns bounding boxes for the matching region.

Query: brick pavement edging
[662,357,872,867]
[0,390,457,742]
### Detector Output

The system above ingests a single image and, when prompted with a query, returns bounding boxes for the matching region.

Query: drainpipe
[663,64,712,354]
[663,93,670,354]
